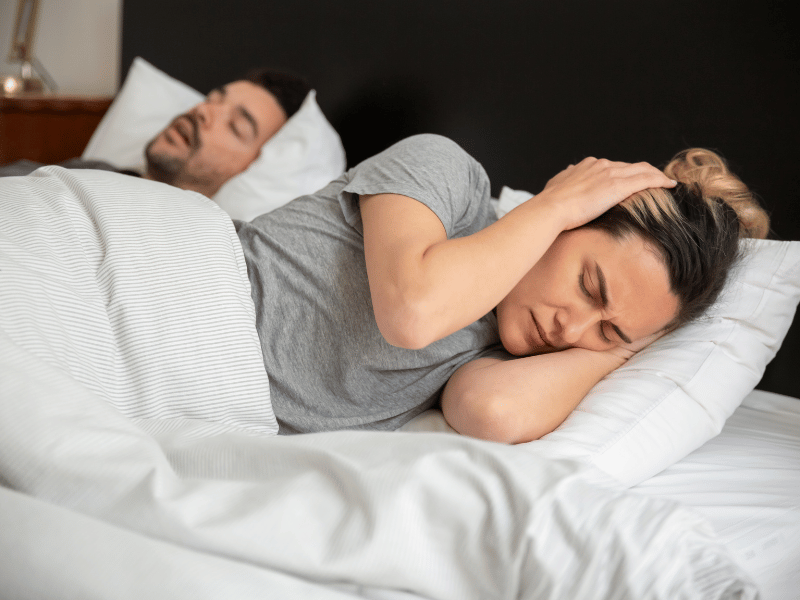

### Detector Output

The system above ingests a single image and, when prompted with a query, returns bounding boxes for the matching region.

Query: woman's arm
[360,157,675,349]
[440,348,626,443]
[359,191,563,348]
[441,330,661,444]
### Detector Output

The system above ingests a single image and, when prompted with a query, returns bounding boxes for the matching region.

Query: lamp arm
[9,0,40,63]
[29,56,58,93]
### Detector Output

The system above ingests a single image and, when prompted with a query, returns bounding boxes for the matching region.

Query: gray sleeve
[0,160,45,177]
[0,159,122,178]
[338,134,493,237]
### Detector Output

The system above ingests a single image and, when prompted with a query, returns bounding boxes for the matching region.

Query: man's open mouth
[170,115,197,148]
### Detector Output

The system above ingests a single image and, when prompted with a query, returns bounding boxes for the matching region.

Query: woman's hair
[584,148,770,329]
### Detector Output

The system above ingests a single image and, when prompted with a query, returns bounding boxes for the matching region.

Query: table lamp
[2,0,57,95]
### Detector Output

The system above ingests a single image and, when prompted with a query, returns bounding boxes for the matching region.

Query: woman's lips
[529,310,550,349]
[527,312,562,355]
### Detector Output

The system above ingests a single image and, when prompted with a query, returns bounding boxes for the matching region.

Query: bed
[636,390,800,600]
[3,2,799,598]
[2,157,798,599]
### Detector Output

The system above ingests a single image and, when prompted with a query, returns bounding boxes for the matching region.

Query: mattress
[635,390,800,600]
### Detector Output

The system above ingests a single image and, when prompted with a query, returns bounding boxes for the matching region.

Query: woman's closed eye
[580,271,615,345]
[579,271,593,302]
[599,321,614,343]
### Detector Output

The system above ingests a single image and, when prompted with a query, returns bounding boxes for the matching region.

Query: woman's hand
[537,157,676,231]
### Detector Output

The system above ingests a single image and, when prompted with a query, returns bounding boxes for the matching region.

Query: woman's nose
[559,308,597,345]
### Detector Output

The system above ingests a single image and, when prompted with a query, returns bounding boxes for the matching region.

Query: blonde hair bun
[664,148,769,240]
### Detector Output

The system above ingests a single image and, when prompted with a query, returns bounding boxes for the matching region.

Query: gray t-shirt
[0,158,131,178]
[235,134,505,434]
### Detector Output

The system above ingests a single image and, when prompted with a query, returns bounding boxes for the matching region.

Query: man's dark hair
[244,68,312,118]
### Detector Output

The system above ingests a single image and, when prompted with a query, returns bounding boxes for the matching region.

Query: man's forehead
[218,80,287,139]
[221,80,271,99]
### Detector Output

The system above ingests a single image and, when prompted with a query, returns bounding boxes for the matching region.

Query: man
[143,69,310,197]
[1,69,311,194]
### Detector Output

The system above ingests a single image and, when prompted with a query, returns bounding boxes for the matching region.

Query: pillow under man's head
[83,58,347,221]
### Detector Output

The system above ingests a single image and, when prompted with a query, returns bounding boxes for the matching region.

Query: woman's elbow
[443,390,545,444]
[373,301,439,350]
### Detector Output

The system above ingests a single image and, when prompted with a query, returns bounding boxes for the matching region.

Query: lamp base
[2,73,44,95]
[2,61,50,96]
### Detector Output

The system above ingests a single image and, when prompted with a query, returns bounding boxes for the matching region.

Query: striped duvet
[0,166,277,435]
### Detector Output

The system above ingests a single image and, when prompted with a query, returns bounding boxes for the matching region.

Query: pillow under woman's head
[83,57,346,221]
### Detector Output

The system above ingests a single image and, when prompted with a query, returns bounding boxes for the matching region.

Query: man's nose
[193,101,223,128]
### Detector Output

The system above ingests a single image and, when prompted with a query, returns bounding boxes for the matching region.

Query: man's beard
[144,139,186,186]
[144,113,203,186]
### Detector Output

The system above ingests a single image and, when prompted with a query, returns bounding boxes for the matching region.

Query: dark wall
[122,0,800,397]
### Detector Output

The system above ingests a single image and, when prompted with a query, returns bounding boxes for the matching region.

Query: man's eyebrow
[210,86,258,139]
[596,264,632,344]
[235,105,259,139]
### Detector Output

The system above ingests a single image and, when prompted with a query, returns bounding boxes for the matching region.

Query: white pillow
[83,57,346,221]
[213,90,347,221]
[402,187,800,488]
[495,186,534,218]
[83,57,204,173]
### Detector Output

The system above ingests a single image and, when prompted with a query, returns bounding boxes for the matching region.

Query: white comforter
[0,168,757,599]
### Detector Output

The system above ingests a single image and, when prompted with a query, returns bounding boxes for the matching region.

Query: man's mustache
[171,112,201,150]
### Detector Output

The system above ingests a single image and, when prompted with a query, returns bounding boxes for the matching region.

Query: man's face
[144,81,287,197]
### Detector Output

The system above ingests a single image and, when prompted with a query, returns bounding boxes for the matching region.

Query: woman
[235,135,768,441]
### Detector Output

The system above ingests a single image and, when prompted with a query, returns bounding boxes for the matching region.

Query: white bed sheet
[635,389,800,600]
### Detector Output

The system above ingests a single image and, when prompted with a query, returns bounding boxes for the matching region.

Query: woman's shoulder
[359,134,487,192]
[389,133,475,162]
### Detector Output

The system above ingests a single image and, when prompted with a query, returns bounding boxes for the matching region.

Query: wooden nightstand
[0,94,113,165]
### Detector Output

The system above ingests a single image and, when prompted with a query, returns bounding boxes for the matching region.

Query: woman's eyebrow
[596,265,633,344]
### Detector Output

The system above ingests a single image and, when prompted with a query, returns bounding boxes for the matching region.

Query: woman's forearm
[441,348,627,444]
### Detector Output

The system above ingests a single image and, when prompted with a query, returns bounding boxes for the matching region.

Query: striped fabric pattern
[0,167,276,436]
